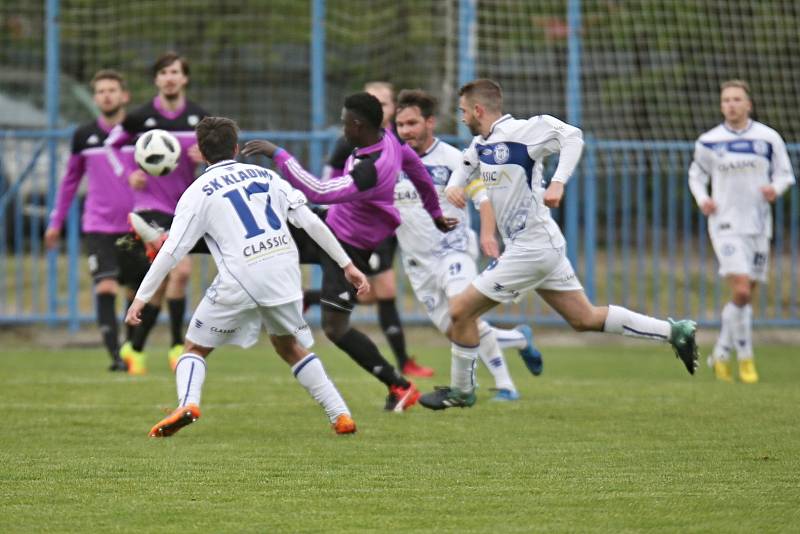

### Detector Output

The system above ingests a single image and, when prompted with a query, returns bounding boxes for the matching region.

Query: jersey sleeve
[769,133,796,196]
[401,144,443,219]
[326,135,354,172]
[447,141,480,190]
[48,130,86,230]
[465,176,488,207]
[160,192,206,259]
[525,115,584,184]
[687,140,712,206]
[273,148,374,204]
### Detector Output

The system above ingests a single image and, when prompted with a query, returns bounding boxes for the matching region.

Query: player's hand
[187,143,204,164]
[445,186,467,209]
[543,181,565,208]
[44,227,61,249]
[434,216,459,233]
[242,140,279,158]
[760,185,778,203]
[125,298,146,326]
[343,263,370,296]
[129,169,148,190]
[700,198,717,215]
[480,232,500,259]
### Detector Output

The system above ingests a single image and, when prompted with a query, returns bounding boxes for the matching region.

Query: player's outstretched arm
[477,200,500,258]
[243,140,371,204]
[46,150,86,249]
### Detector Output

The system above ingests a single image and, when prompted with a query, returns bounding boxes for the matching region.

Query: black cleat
[108,358,128,372]
[419,386,477,411]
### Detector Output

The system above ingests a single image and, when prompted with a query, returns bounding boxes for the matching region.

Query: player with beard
[106,51,209,375]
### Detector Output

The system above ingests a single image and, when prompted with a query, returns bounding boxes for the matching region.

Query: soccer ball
[134,129,181,176]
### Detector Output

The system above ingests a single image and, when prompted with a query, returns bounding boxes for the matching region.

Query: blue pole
[45,0,60,327]
[565,0,582,270]
[582,136,596,301]
[458,0,476,141]
[310,0,326,175]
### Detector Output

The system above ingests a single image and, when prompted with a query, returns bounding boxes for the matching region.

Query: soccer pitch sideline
[1,334,798,533]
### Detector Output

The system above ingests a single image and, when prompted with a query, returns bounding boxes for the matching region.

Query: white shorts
[404,252,476,333]
[186,297,314,349]
[710,234,769,282]
[472,243,582,303]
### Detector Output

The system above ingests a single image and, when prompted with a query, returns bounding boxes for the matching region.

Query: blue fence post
[45,0,61,326]
[565,0,582,267]
[309,0,326,175]
[582,135,596,301]
[458,0,476,140]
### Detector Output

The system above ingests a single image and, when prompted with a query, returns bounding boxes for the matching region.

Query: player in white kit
[689,80,795,384]
[126,117,369,436]
[420,79,699,410]
[393,89,543,402]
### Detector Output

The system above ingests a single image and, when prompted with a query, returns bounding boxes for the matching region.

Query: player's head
[364,81,396,128]
[458,79,503,136]
[341,92,383,147]
[90,69,129,118]
[196,116,240,164]
[152,51,190,101]
[396,89,438,155]
[719,79,752,125]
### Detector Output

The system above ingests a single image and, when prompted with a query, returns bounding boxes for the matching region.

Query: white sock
[492,326,527,350]
[292,354,349,423]
[451,342,478,393]
[175,353,207,407]
[731,304,754,360]
[478,321,515,391]
[713,303,736,361]
[603,305,671,341]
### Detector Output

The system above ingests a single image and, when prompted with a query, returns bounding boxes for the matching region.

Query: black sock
[304,290,321,309]
[378,298,409,368]
[333,328,409,389]
[167,298,186,346]
[96,293,120,361]
[125,299,135,343]
[131,303,160,352]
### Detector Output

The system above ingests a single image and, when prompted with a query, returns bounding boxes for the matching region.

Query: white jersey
[454,114,584,250]
[688,120,795,238]
[394,138,484,262]
[160,159,307,307]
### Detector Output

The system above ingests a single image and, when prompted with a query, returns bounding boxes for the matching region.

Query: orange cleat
[128,212,168,262]
[332,414,357,435]
[384,382,420,412]
[402,357,435,378]
[148,404,201,438]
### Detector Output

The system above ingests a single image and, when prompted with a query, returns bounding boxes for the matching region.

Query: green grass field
[1,332,799,533]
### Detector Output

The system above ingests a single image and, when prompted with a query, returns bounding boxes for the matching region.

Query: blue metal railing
[2,130,798,328]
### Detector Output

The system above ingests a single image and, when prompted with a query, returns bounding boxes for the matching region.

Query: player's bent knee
[183,340,212,358]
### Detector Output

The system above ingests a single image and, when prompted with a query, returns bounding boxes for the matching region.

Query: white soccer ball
[134,129,181,176]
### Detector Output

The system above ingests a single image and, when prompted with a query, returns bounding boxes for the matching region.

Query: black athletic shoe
[108,358,128,372]
[419,386,477,411]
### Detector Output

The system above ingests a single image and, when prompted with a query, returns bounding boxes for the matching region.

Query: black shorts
[86,232,129,284]
[365,235,397,276]
[290,223,373,313]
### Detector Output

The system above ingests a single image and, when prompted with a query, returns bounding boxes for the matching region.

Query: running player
[45,69,134,372]
[420,79,699,410]
[127,117,365,437]
[106,51,210,374]
[243,92,457,411]
[689,79,795,383]
[393,89,543,401]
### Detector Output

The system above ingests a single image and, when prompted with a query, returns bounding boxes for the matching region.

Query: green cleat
[419,386,477,411]
[668,319,699,375]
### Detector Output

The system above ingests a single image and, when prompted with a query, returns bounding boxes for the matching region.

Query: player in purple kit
[243,92,457,411]
[45,69,134,371]
[106,51,209,374]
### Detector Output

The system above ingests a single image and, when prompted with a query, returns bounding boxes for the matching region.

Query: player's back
[180,160,304,307]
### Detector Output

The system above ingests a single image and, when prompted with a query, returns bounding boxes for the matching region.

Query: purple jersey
[105,97,209,215]
[274,130,442,250]
[49,118,134,234]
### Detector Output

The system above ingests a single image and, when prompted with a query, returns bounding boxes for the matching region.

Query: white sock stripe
[292,353,317,377]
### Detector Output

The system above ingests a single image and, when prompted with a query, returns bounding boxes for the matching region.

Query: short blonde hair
[720,79,751,99]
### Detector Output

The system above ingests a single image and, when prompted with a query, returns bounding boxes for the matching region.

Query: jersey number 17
[223,181,282,239]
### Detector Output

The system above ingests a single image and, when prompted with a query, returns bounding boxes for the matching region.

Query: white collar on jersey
[486,114,513,138]
[205,159,238,171]
[421,137,440,157]
[722,119,753,136]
